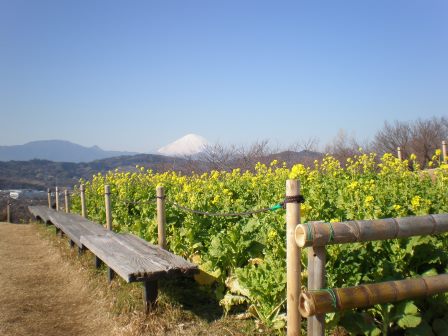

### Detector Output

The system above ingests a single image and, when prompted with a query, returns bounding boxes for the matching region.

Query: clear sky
[1,0,447,152]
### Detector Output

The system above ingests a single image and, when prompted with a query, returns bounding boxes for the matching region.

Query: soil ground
[0,222,259,336]
[0,222,117,336]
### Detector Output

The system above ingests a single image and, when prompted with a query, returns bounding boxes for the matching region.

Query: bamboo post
[64,189,70,213]
[286,179,301,336]
[156,186,167,249]
[299,274,448,317]
[397,147,402,160]
[104,184,114,282]
[47,188,51,208]
[55,187,60,211]
[307,245,326,336]
[80,184,87,218]
[443,141,447,163]
[6,202,11,223]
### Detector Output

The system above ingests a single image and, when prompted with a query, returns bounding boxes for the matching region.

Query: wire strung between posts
[120,196,165,205]
[166,195,305,218]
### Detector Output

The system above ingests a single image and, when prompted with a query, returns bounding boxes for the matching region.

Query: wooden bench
[28,206,198,310]
[81,231,197,310]
[29,206,109,253]
[29,205,53,225]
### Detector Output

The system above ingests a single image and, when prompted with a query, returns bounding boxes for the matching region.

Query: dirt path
[0,223,116,336]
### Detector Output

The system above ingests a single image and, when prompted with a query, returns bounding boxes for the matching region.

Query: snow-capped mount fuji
[157,134,209,157]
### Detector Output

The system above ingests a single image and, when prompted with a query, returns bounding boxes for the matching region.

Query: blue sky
[1,0,447,152]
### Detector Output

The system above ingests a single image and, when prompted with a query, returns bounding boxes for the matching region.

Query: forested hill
[0,150,322,190]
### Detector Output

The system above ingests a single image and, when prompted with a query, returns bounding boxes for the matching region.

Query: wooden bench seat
[29,205,53,224]
[80,232,197,283]
[29,206,198,310]
[29,206,109,250]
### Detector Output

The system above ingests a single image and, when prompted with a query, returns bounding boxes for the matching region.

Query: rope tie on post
[322,288,338,308]
[327,222,335,243]
[305,222,314,242]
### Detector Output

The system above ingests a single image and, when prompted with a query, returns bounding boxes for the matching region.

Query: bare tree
[325,129,364,162]
[373,117,448,166]
[234,139,273,170]
[373,120,412,158]
[198,143,239,171]
[411,117,448,164]
[290,137,320,152]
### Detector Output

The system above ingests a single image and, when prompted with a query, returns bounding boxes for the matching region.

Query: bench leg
[143,280,158,312]
[95,256,103,269]
[78,246,85,256]
[108,268,115,283]
[55,227,60,235]
[69,240,74,248]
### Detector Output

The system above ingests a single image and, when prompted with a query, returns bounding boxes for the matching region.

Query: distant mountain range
[0,140,138,163]
[0,138,324,190]
[0,154,191,190]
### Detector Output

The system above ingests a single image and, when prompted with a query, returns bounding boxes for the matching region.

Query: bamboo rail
[295,214,448,248]
[299,274,448,317]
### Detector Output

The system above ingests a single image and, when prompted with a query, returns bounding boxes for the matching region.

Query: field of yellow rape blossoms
[71,151,448,334]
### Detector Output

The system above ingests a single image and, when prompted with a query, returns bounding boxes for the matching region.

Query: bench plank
[29,206,52,224]
[81,232,197,282]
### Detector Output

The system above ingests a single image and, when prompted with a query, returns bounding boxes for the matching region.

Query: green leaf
[404,302,419,315]
[433,319,448,336]
[406,321,434,336]
[398,315,421,328]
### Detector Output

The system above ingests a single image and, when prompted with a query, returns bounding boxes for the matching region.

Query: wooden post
[143,280,158,312]
[105,185,112,231]
[64,189,70,213]
[80,184,87,218]
[286,179,301,336]
[95,256,103,269]
[6,202,11,223]
[55,187,60,211]
[156,186,167,249]
[104,184,115,282]
[47,188,51,208]
[443,141,447,163]
[307,246,326,336]
[397,147,402,160]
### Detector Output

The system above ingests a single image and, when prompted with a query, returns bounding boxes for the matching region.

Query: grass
[34,222,267,336]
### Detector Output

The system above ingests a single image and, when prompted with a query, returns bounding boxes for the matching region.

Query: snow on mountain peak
[157,134,209,156]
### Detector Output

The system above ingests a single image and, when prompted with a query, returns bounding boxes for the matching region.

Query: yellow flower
[348,181,359,190]
[267,229,277,240]
[364,195,374,206]
[410,153,417,161]
[411,195,421,208]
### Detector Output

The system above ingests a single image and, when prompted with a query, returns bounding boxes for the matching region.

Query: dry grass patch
[35,223,264,335]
